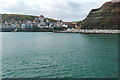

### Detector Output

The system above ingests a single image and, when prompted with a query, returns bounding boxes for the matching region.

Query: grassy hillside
[2,14,35,22]
[2,14,57,22]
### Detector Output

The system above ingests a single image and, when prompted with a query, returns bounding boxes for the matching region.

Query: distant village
[2,15,81,32]
[0,0,120,33]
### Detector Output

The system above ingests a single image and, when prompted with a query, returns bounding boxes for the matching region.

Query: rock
[81,1,120,29]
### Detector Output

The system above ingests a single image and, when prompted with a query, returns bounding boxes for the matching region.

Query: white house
[21,23,26,29]
[35,15,46,28]
[46,19,49,27]
[49,23,54,28]
[38,24,44,28]
[25,21,33,28]
[63,24,68,28]
[11,23,17,28]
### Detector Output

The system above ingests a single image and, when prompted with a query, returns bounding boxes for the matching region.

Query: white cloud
[0,0,111,21]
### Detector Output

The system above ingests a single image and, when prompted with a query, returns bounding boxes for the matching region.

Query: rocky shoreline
[56,29,120,34]
[1,28,120,34]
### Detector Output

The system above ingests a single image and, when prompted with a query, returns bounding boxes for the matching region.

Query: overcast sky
[0,0,111,21]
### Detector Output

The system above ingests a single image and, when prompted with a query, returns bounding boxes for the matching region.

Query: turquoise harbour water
[1,32,118,78]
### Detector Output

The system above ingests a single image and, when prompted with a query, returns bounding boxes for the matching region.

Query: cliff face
[81,1,120,29]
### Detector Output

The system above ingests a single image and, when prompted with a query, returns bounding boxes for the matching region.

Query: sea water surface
[1,32,118,78]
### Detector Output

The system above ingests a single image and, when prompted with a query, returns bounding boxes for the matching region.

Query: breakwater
[57,29,120,34]
[1,28,120,34]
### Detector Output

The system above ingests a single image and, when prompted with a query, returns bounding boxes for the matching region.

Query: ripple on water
[2,33,118,78]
